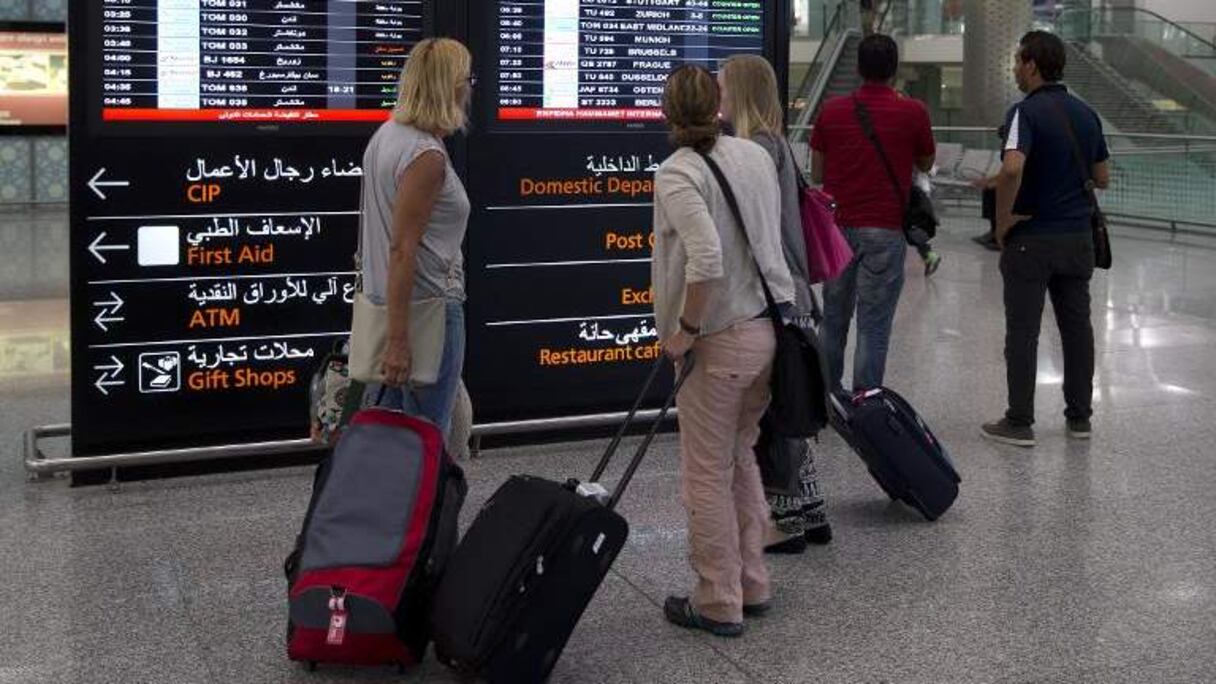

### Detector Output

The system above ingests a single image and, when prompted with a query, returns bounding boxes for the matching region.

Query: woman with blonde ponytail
[719,54,834,553]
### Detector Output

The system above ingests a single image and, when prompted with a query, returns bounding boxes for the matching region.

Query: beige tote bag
[348,292,446,386]
[348,202,446,386]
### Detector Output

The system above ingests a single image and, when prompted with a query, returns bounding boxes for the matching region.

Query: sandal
[663,596,744,638]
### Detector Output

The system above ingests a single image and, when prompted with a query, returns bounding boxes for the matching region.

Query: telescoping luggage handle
[587,354,694,510]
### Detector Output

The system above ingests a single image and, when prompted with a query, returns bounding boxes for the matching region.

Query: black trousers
[1000,232,1095,426]
[982,188,997,236]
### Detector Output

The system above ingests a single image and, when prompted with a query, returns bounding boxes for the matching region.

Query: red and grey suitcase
[830,388,960,521]
[285,404,466,671]
[429,356,691,683]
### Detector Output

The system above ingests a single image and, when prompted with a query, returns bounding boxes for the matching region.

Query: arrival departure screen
[495,0,765,122]
[96,0,424,123]
[70,1,439,459]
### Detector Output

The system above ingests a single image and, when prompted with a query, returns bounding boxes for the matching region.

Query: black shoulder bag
[1048,99,1113,270]
[698,151,828,438]
[853,96,939,240]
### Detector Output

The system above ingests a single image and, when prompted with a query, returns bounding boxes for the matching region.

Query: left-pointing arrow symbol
[88,168,130,200]
[93,355,125,396]
[88,232,130,264]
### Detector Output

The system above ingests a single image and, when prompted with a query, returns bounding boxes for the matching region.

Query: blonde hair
[720,55,784,141]
[663,65,721,154]
[393,38,471,135]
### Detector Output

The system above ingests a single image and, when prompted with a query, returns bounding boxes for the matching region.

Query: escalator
[1057,7,1216,136]
[789,1,898,147]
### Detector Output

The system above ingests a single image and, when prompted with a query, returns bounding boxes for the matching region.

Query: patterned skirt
[767,442,829,536]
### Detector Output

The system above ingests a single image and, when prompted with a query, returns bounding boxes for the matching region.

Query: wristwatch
[679,317,701,336]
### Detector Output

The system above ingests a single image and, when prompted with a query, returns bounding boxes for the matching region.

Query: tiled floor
[1,211,1214,683]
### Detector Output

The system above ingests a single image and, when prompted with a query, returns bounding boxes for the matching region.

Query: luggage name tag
[326,591,348,646]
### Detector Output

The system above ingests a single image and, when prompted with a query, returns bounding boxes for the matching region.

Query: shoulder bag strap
[852,95,909,214]
[697,151,782,326]
[783,136,811,194]
[1045,98,1101,214]
[354,175,366,292]
[780,137,824,324]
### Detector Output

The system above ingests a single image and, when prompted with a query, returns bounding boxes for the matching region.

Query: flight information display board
[70,1,435,458]
[464,0,784,423]
[69,0,785,456]
[94,0,423,123]
[496,0,765,121]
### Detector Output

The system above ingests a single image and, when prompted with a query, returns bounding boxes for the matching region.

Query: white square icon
[138,351,181,393]
[137,225,180,266]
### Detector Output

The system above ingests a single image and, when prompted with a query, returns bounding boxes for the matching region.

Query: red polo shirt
[810,84,935,229]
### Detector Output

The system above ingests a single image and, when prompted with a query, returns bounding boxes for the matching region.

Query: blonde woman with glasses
[354,38,473,434]
[719,54,834,554]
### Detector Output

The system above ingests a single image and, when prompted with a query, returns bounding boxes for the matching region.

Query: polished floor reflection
[1,210,1214,683]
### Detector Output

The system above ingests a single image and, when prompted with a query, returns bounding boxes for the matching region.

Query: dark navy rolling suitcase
[830,388,960,521]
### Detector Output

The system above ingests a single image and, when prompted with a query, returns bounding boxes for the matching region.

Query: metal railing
[792,0,847,40]
[1051,7,1216,138]
[23,408,680,476]
[878,0,965,37]
[1055,7,1216,75]
[787,125,1216,232]
[789,2,846,141]
[789,0,901,144]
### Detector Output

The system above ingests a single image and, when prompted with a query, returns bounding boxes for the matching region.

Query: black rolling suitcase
[429,356,692,683]
[829,388,960,521]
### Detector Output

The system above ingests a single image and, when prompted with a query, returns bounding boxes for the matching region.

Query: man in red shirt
[811,34,936,391]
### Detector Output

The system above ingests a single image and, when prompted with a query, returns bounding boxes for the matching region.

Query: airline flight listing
[97,0,425,122]
[497,0,764,121]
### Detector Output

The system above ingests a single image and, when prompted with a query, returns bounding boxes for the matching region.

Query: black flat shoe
[805,524,833,546]
[764,536,808,555]
[663,596,743,638]
[743,601,772,617]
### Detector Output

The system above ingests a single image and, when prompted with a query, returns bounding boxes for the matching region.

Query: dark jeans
[1000,233,1095,426]
[822,227,907,391]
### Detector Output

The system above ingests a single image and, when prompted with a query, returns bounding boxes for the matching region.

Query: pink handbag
[800,186,853,284]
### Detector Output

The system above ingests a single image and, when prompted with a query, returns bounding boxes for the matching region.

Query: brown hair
[393,38,472,135]
[662,65,720,154]
[720,55,784,141]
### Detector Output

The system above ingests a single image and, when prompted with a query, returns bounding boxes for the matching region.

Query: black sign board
[464,0,787,422]
[68,0,789,457]
[70,1,434,456]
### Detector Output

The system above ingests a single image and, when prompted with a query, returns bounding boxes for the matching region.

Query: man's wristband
[679,317,701,336]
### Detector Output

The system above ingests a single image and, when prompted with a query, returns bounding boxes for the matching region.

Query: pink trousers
[676,319,775,623]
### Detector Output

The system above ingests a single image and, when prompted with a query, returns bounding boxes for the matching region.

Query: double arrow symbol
[92,291,125,332]
[93,356,125,396]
